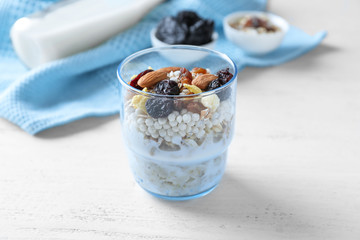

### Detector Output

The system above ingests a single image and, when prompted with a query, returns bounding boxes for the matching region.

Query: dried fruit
[183,83,202,94]
[176,11,201,27]
[192,74,218,89]
[138,70,168,88]
[154,80,180,95]
[186,19,214,45]
[216,68,233,85]
[207,78,231,101]
[155,16,188,44]
[186,102,206,113]
[179,67,192,84]
[201,94,220,112]
[131,95,148,113]
[231,16,279,33]
[207,79,222,91]
[244,17,267,28]
[191,67,207,74]
[145,98,174,118]
[155,11,214,46]
[130,69,154,90]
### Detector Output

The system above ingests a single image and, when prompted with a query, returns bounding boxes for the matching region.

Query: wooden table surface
[1,0,359,239]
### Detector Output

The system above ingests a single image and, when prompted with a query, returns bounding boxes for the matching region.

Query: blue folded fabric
[0,0,326,135]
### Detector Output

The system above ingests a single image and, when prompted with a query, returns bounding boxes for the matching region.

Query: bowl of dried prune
[223,11,289,55]
[151,10,218,50]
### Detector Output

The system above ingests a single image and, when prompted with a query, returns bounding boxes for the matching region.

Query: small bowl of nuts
[223,11,289,55]
[151,10,218,50]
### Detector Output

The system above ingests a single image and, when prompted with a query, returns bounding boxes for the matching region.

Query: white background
[1,0,360,239]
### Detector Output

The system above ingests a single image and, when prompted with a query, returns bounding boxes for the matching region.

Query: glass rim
[117,45,238,99]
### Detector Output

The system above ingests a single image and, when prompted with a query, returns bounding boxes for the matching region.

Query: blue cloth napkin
[0,0,326,135]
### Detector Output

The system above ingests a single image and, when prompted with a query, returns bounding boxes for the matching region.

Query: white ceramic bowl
[150,28,218,50]
[223,11,289,55]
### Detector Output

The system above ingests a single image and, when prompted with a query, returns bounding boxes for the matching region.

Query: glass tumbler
[117,46,237,200]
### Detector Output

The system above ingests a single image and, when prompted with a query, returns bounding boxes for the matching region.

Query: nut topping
[138,71,168,88]
[157,67,181,73]
[191,74,218,89]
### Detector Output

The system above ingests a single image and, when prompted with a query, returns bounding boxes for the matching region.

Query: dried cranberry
[154,80,180,95]
[216,68,233,85]
[130,69,153,90]
[145,98,174,118]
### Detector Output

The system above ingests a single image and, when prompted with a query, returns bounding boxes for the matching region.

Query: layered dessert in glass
[117,46,237,200]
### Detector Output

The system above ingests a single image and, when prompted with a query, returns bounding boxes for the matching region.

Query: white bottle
[10,0,163,68]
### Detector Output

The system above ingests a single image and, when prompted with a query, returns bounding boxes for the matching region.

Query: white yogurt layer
[122,97,235,196]
[128,149,227,196]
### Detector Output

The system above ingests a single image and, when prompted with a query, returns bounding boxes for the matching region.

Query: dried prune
[155,16,187,44]
[154,80,180,95]
[145,98,174,118]
[176,11,201,27]
[207,76,231,101]
[216,68,233,85]
[155,11,214,46]
[186,19,214,45]
[207,79,222,91]
[130,69,153,90]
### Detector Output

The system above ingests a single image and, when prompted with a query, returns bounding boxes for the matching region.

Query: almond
[138,70,167,88]
[191,74,218,90]
[157,67,181,73]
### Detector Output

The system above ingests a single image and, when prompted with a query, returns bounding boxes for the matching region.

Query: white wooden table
[1,0,360,239]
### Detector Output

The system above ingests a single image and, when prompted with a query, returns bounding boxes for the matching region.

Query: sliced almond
[157,67,181,73]
[183,83,202,94]
[191,74,218,90]
[138,70,167,88]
